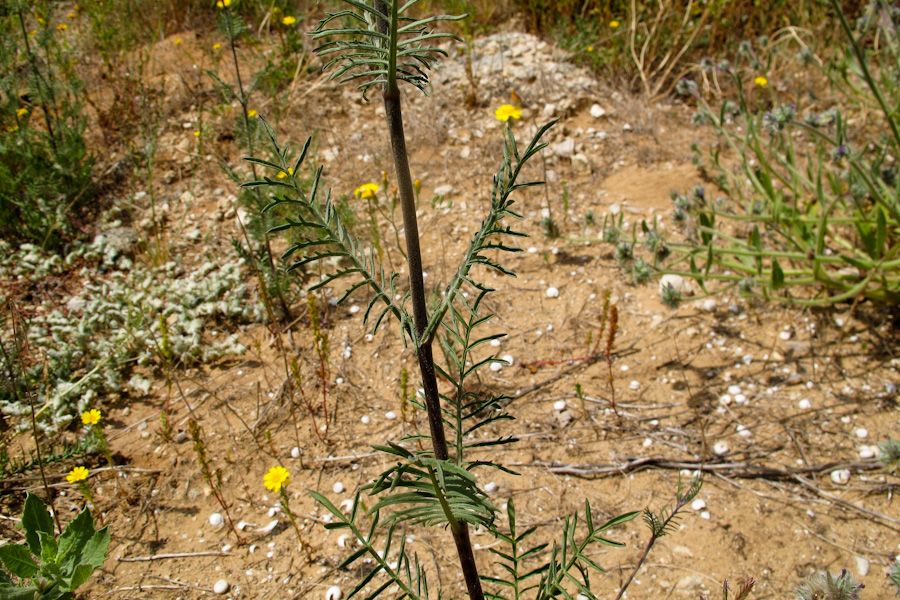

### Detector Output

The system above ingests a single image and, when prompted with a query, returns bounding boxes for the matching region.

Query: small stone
[590,104,607,118]
[779,330,792,341]
[361,415,371,424]
[349,305,360,314]
[214,580,230,595]
[691,499,706,511]
[734,394,747,404]
[546,286,559,298]
[859,446,875,459]
[737,424,751,438]
[727,384,741,395]
[501,354,514,366]
[385,411,397,420]
[855,428,868,439]
[629,380,640,390]
[434,184,454,197]
[798,399,812,410]
[713,441,730,455]
[209,513,224,527]
[490,362,503,372]
[552,138,576,158]
[830,469,851,485]
[490,339,501,347]
[333,482,344,494]
[659,274,693,297]
[700,511,711,520]
[553,400,567,412]
[855,556,870,577]
[702,298,717,312]
[174,431,188,443]
[291,447,301,459]
[484,481,498,493]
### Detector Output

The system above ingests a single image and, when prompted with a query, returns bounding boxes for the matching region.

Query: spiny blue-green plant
[244,2,658,600]
[0,493,110,599]
[794,570,864,600]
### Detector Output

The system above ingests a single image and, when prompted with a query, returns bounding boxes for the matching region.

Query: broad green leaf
[64,508,104,563]
[0,583,40,600]
[78,527,110,570]
[38,531,58,566]
[22,493,54,556]
[61,563,94,592]
[0,545,38,579]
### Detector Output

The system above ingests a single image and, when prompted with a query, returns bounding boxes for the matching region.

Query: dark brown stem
[377,2,484,594]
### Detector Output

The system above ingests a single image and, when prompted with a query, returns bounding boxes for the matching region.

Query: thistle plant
[245,3,644,600]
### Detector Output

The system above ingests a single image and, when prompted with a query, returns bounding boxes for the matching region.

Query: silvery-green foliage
[794,570,864,600]
[312,0,464,98]
[1,237,263,431]
[889,561,900,596]
[879,439,900,474]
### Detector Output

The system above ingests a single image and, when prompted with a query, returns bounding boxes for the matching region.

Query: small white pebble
[209,513,224,527]
[737,424,751,438]
[490,339,501,347]
[291,447,301,459]
[490,362,503,372]
[713,441,730,455]
[527,247,538,253]
[222,544,232,552]
[213,580,230,595]
[546,286,559,298]
[719,394,732,406]
[553,400,567,411]
[700,511,711,520]
[502,354,514,366]
[365,333,374,342]
[734,394,747,404]
[779,331,792,341]
[629,380,640,391]
[385,411,397,420]
[361,415,371,424]
[798,399,812,410]
[642,438,652,448]
[691,499,707,511]
[249,544,257,553]
[620,365,629,371]
[830,469,851,485]
[702,298,717,312]
[484,481,498,493]
[855,428,869,439]
[326,586,343,600]
[859,446,876,459]
[333,482,344,494]
[727,385,742,395]
[349,305,360,314]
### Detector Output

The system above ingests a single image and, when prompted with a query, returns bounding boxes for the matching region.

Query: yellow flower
[223,0,231,6]
[282,15,296,25]
[494,104,522,122]
[264,466,290,492]
[754,76,768,87]
[193,130,200,137]
[216,0,223,7]
[174,37,182,45]
[81,409,102,425]
[56,23,67,30]
[587,46,594,52]
[213,43,221,49]
[67,466,89,483]
[37,17,45,24]
[8,125,18,132]
[354,183,379,199]
[277,167,295,179]
[28,29,37,35]
[609,20,620,28]
[247,109,258,118]
[16,108,28,117]
[67,12,77,18]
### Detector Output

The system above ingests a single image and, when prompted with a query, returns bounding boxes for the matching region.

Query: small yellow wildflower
[8,125,19,132]
[56,23,67,30]
[213,43,221,49]
[282,15,296,25]
[193,130,200,137]
[354,183,379,199]
[67,466,89,483]
[81,409,102,425]
[587,46,594,52]
[67,12,77,19]
[277,168,294,178]
[247,109,258,118]
[37,17,45,24]
[174,37,182,45]
[16,108,28,117]
[754,76,768,87]
[28,29,37,35]
[494,104,522,122]
[264,465,290,492]
[223,0,231,6]
[609,20,620,29]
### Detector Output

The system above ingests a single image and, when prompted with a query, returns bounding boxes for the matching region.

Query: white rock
[361,415,371,424]
[501,354,514,366]
[546,286,559,298]
[213,580,230,595]
[326,586,343,600]
[691,499,707,511]
[484,481,498,493]
[623,123,633,131]
[719,394,732,406]
[349,305,360,314]
[798,399,812,410]
[209,513,224,527]
[702,298,718,312]
[385,411,397,420]
[256,520,279,533]
[830,469,851,485]
[779,330,792,341]
[727,385,742,395]
[713,441,730,455]
[291,447,301,459]
[642,438,652,448]
[222,544,232,552]
[490,339,501,347]
[333,482,344,494]
[855,556,870,577]
[859,446,875,459]
[553,400,567,411]
[552,138,576,158]
[734,394,747,404]
[700,511,711,520]
[737,424,751,438]
[659,274,693,297]
[629,380,640,390]
[434,184,454,197]
[490,362,503,372]
[855,428,868,439]
[589,104,607,118]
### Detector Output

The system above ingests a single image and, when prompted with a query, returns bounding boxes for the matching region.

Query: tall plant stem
[377,3,484,599]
